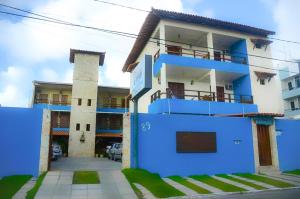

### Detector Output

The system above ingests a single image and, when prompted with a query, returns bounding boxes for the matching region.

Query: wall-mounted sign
[131,55,152,99]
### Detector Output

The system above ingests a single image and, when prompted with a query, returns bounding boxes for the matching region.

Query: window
[86,124,90,131]
[87,99,92,106]
[291,101,295,111]
[288,82,293,90]
[76,123,80,131]
[78,98,82,106]
[295,76,300,88]
[260,79,265,85]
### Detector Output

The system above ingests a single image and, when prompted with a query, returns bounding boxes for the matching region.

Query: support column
[207,32,214,60]
[159,23,167,93]
[210,69,216,99]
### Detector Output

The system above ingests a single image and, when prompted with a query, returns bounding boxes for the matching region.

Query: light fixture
[80,132,85,143]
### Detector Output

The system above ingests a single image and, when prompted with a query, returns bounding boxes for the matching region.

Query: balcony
[149,89,257,115]
[33,98,71,111]
[284,108,300,118]
[282,86,300,100]
[97,102,129,113]
[96,113,123,137]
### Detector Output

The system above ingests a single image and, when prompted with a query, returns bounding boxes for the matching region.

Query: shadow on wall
[0,107,43,177]
[131,113,255,177]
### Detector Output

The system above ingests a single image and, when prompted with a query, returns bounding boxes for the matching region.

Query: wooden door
[257,125,272,166]
[167,45,182,55]
[214,51,221,61]
[168,82,185,99]
[216,86,225,102]
[52,94,59,104]
[61,95,68,105]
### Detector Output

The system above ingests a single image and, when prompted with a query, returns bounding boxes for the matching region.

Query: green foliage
[26,172,47,199]
[0,175,32,199]
[73,171,100,184]
[168,175,211,194]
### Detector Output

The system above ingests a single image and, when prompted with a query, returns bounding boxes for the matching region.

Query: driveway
[51,157,121,171]
[36,157,137,199]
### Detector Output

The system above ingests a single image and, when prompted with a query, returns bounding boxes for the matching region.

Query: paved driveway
[51,157,121,171]
[36,157,137,199]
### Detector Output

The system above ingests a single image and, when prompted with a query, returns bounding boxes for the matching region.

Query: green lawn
[168,176,211,194]
[216,174,266,190]
[190,175,246,192]
[26,172,47,199]
[122,169,185,198]
[72,171,100,184]
[234,173,294,188]
[284,170,300,176]
[0,175,32,199]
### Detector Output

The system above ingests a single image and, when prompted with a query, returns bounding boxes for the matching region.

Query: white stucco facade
[130,19,284,115]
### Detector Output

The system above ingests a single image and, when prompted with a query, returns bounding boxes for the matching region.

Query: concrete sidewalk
[35,157,137,199]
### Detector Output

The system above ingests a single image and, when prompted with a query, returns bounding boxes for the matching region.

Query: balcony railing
[34,98,71,105]
[154,45,247,65]
[151,89,253,104]
[101,103,127,108]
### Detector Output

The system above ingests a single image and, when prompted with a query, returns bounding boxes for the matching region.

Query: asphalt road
[202,188,300,199]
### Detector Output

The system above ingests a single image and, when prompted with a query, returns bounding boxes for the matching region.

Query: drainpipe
[133,99,139,168]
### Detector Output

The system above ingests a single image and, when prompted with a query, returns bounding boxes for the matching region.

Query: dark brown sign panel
[176,132,217,153]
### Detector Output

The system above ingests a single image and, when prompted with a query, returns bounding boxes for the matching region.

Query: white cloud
[0,0,187,107]
[269,0,300,73]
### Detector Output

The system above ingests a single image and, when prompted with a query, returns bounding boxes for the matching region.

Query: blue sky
[0,0,299,107]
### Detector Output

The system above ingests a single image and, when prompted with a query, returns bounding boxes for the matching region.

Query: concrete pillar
[159,24,168,93]
[207,32,214,60]
[210,69,216,95]
[122,113,131,168]
[68,50,104,157]
[39,109,51,174]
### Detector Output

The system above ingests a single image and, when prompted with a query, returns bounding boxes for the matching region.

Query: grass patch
[122,169,185,198]
[168,176,211,194]
[216,174,266,190]
[0,175,32,199]
[284,170,300,176]
[72,171,100,184]
[235,173,294,188]
[26,172,47,199]
[190,175,246,192]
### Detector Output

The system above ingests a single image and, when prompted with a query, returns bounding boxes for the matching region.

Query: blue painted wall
[133,113,255,177]
[0,107,43,177]
[33,103,71,111]
[148,98,258,115]
[275,119,300,171]
[153,54,249,76]
[231,40,252,98]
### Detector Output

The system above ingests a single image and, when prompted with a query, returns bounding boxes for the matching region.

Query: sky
[0,0,300,107]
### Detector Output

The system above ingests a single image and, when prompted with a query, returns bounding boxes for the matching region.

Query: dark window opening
[288,82,293,90]
[78,98,82,106]
[260,79,265,85]
[87,99,92,106]
[86,124,90,131]
[291,101,295,110]
[76,123,80,131]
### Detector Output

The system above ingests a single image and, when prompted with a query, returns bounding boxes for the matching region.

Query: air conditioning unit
[225,84,233,90]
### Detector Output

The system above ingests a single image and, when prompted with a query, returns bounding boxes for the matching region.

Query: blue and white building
[280,62,300,119]
[122,9,300,177]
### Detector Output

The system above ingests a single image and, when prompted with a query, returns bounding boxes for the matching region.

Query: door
[52,94,59,104]
[167,45,182,55]
[216,86,225,102]
[61,95,68,105]
[257,125,272,166]
[168,82,185,99]
[214,51,221,61]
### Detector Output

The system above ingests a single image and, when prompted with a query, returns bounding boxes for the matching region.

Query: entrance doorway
[216,86,225,102]
[168,82,185,99]
[257,125,272,166]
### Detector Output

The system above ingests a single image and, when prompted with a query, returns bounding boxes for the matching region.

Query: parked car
[52,143,62,160]
[114,143,122,161]
[108,143,121,160]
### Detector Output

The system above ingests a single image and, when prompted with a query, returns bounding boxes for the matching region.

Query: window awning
[251,39,273,50]
[254,71,276,82]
